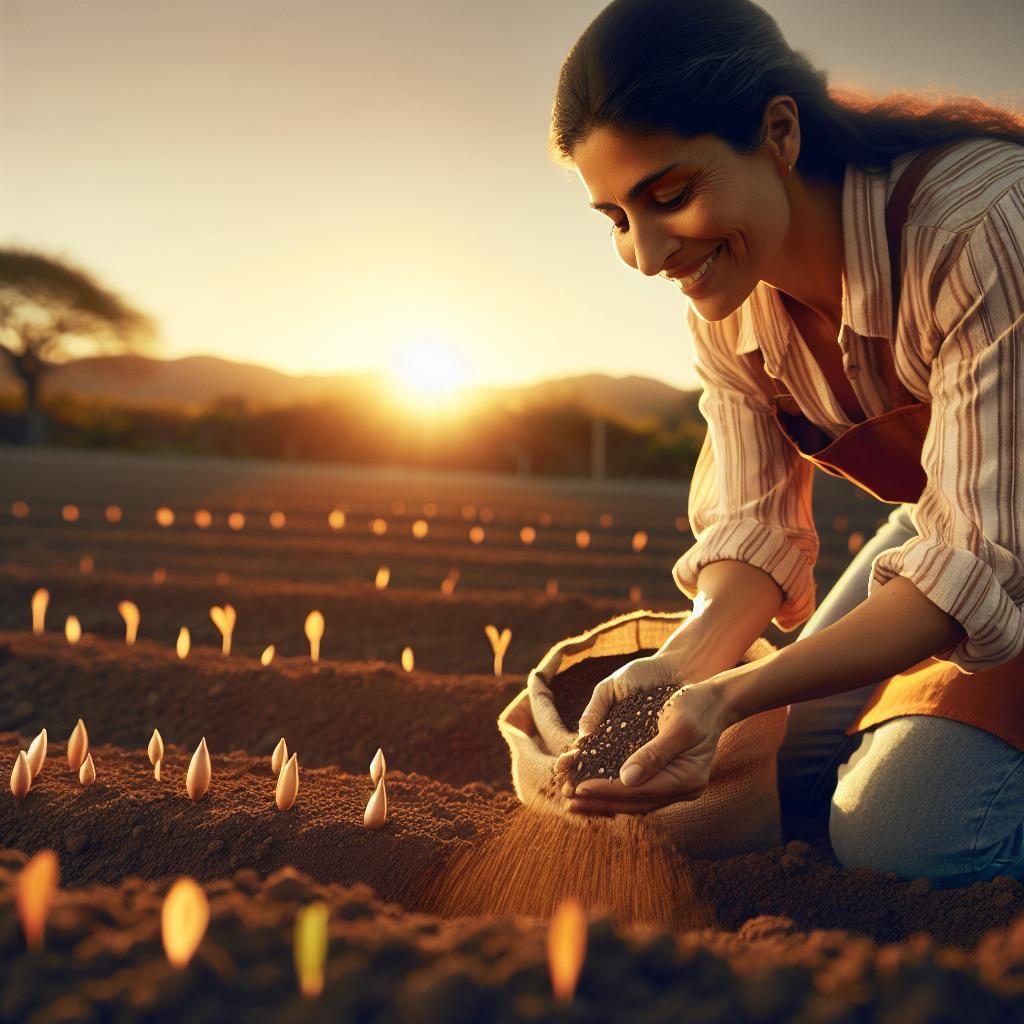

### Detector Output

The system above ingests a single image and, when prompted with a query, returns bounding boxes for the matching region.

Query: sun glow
[390,338,471,412]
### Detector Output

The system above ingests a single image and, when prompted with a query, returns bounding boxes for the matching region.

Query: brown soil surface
[2,451,1023,1021]
[0,633,520,789]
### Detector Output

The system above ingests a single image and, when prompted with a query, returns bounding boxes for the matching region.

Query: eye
[609,185,696,236]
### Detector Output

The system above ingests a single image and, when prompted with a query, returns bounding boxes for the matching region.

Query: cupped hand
[560,675,735,817]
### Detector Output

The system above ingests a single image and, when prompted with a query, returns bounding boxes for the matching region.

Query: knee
[828,771,955,883]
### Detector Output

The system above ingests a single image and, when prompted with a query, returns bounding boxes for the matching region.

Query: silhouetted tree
[0,248,155,443]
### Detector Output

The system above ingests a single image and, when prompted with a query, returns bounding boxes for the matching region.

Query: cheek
[613,234,638,270]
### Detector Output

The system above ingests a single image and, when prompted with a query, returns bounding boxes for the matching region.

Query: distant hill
[0,353,698,428]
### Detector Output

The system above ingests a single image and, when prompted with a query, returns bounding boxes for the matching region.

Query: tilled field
[4,446,1022,1023]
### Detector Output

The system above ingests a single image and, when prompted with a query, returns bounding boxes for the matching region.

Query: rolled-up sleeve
[869,182,1024,672]
[673,310,819,631]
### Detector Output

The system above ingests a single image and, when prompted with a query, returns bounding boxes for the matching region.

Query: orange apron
[745,140,1024,753]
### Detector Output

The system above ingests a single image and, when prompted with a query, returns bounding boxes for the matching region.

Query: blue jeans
[776,503,1024,886]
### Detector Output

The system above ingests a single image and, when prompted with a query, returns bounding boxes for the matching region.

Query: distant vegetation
[0,387,707,480]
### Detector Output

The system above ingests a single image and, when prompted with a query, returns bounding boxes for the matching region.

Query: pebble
[65,832,89,855]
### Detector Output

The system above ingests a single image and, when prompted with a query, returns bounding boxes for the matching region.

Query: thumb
[576,679,612,738]
[619,735,673,787]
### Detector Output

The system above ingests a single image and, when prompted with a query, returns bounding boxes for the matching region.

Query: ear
[761,95,801,171]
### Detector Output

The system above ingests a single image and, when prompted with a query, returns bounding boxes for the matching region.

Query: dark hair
[550,0,1024,183]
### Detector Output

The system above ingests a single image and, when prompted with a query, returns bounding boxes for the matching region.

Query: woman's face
[572,126,791,321]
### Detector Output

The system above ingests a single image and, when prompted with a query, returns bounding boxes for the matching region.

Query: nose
[629,220,675,278]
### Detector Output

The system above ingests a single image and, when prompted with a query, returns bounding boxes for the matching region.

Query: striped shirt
[673,137,1024,673]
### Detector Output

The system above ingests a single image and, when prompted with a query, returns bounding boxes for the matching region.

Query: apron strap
[744,139,966,411]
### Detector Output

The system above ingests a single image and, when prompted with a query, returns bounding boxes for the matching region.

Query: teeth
[680,245,721,286]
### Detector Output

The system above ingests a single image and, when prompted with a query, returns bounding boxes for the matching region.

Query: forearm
[659,559,784,677]
[715,575,965,723]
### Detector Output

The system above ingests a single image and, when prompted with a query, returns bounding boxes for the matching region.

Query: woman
[552,0,1024,886]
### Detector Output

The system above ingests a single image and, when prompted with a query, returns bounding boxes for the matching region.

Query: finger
[575,775,704,804]
[617,733,676,787]
[576,678,615,737]
[568,795,670,816]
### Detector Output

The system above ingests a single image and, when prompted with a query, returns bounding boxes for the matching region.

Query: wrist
[704,657,775,728]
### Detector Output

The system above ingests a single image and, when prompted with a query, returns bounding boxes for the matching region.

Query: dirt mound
[2,858,1024,1023]
[0,735,517,907]
[0,633,519,789]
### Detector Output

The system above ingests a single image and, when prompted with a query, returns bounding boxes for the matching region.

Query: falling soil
[423,796,712,931]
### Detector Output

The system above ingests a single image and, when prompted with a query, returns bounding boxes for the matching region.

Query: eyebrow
[589,162,694,211]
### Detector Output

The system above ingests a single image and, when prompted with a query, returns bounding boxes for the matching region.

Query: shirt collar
[733,159,897,359]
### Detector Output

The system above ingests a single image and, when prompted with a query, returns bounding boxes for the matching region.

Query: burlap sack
[497,610,789,858]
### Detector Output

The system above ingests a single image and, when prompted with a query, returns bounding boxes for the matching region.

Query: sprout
[479,506,494,523]
[209,604,236,655]
[440,568,459,596]
[675,515,690,532]
[194,509,212,529]
[227,512,246,531]
[162,878,209,968]
[370,518,387,536]
[461,504,476,520]
[631,530,649,553]
[26,728,47,779]
[363,776,387,830]
[271,738,288,776]
[12,500,29,518]
[294,901,329,999]
[374,567,390,591]
[16,850,59,952]
[155,507,175,527]
[78,554,94,574]
[411,519,429,539]
[79,753,96,786]
[629,585,643,604]
[468,525,485,545]
[104,504,122,524]
[421,501,438,517]
[304,611,325,664]
[152,568,168,585]
[176,627,191,660]
[575,529,591,550]
[538,511,553,526]
[31,589,49,636]
[599,512,614,528]
[548,898,587,1003]
[260,644,275,666]
[848,531,865,555]
[546,579,559,598]
[61,504,80,523]
[186,737,211,802]
[401,647,414,672]
[64,616,82,645]
[276,753,299,811]
[67,719,89,773]
[369,748,386,786]
[484,625,512,677]
[117,601,140,645]
[148,729,165,781]
[519,526,536,545]
[10,751,31,800]
[269,510,286,529]
[327,509,346,530]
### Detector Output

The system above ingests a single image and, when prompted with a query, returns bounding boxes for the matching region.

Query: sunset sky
[3,0,1022,392]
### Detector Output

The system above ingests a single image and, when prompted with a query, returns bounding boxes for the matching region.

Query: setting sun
[390,338,470,411]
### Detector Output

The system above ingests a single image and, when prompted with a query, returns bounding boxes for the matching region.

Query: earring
[787,162,793,174]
